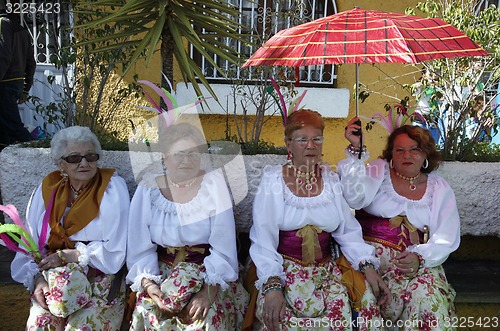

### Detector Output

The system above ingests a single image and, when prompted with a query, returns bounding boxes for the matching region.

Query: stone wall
[0,146,499,236]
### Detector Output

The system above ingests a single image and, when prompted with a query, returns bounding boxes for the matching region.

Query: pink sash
[355,209,425,251]
[277,228,331,265]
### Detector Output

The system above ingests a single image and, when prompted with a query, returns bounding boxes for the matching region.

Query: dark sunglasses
[61,153,100,164]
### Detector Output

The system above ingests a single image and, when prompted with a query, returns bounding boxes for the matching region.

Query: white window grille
[193,0,338,86]
[6,0,64,66]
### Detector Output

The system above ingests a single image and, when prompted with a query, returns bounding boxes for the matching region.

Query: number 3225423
[6,2,61,15]
[444,316,499,328]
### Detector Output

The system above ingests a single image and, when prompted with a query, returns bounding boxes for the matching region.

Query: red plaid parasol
[242,7,489,116]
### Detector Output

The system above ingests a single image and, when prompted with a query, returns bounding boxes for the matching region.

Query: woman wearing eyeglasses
[11,126,130,330]
[125,122,248,330]
[339,121,460,330]
[249,109,391,331]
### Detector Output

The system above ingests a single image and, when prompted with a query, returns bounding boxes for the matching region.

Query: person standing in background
[0,0,36,150]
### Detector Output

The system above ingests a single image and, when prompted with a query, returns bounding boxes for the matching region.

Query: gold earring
[60,170,68,183]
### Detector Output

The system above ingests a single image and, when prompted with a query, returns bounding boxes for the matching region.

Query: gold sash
[389,215,420,247]
[296,224,323,265]
[166,246,206,267]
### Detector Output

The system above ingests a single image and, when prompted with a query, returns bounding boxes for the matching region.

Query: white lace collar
[265,164,338,209]
[141,172,214,216]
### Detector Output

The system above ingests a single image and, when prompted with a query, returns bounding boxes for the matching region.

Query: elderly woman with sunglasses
[249,109,391,331]
[338,120,460,330]
[11,126,130,330]
[125,122,248,330]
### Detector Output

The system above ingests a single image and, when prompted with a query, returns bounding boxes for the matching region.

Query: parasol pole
[355,63,363,159]
[355,63,359,118]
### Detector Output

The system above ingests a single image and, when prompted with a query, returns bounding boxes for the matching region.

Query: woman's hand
[142,279,174,317]
[363,268,392,307]
[32,274,50,310]
[37,249,80,271]
[37,251,66,271]
[181,284,219,324]
[344,117,362,147]
[263,290,286,331]
[394,251,420,277]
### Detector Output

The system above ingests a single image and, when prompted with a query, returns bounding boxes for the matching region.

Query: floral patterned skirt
[371,242,457,331]
[130,261,249,331]
[254,258,383,331]
[26,264,126,331]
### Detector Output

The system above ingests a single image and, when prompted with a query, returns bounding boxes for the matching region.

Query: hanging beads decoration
[394,170,420,191]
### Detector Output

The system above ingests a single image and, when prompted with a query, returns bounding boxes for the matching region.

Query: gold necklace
[287,161,318,191]
[69,183,86,205]
[394,170,420,191]
[167,177,197,189]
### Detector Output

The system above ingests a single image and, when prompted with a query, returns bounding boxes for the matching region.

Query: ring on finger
[410,267,414,273]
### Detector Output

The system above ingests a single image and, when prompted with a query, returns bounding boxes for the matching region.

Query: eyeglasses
[61,153,100,164]
[289,136,324,145]
[393,147,423,156]
[168,151,201,161]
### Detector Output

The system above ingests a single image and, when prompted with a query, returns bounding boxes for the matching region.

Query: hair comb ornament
[362,97,426,133]
[267,77,307,126]
[137,74,207,128]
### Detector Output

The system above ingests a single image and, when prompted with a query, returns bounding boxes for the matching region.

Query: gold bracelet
[142,279,156,292]
[56,249,67,266]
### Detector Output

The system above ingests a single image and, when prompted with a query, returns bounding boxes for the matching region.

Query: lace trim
[352,256,380,272]
[204,273,230,291]
[145,172,215,216]
[130,273,163,293]
[75,242,90,267]
[380,162,435,208]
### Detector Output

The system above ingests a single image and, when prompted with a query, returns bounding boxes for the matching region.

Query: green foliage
[72,0,250,101]
[406,0,500,161]
[20,135,129,151]
[458,142,500,162]
[220,137,287,156]
[28,5,141,141]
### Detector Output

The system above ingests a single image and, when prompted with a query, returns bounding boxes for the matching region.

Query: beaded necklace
[394,170,420,191]
[167,176,197,189]
[287,161,318,191]
[70,183,86,205]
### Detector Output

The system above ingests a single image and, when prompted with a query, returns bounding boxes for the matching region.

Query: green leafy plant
[27,4,141,144]
[406,0,500,161]
[72,0,250,101]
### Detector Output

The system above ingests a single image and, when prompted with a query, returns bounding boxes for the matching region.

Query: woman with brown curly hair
[339,121,460,330]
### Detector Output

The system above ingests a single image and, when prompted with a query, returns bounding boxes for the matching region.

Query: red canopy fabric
[242,7,488,68]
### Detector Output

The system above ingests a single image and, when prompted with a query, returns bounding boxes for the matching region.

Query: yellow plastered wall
[111,0,422,165]
[196,0,423,165]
